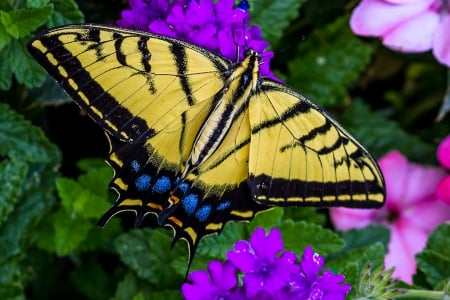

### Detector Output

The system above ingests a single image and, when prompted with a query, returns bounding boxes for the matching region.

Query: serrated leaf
[340,99,435,161]
[26,0,50,8]
[7,38,47,88]
[53,209,92,255]
[0,50,12,89]
[46,0,83,27]
[196,221,246,259]
[422,223,450,255]
[279,220,346,256]
[283,207,326,226]
[251,0,305,47]
[246,207,283,233]
[0,104,60,162]
[0,160,58,263]
[55,177,110,219]
[5,6,53,38]
[0,25,11,50]
[288,16,374,107]
[339,225,390,250]
[415,223,450,287]
[0,159,28,226]
[114,228,185,288]
[416,250,450,288]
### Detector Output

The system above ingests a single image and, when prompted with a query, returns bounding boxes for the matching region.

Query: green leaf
[416,223,450,288]
[46,0,83,27]
[53,220,90,256]
[53,209,92,255]
[0,103,60,162]
[340,99,436,160]
[55,177,110,219]
[0,160,28,226]
[0,20,10,48]
[2,6,53,38]
[0,50,12,89]
[114,228,185,288]
[246,207,283,233]
[251,0,305,47]
[26,0,51,8]
[196,221,246,259]
[70,258,115,300]
[287,16,374,107]
[339,225,390,251]
[279,220,346,256]
[283,207,326,226]
[6,38,47,88]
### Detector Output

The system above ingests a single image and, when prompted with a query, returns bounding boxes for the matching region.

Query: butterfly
[28,24,385,263]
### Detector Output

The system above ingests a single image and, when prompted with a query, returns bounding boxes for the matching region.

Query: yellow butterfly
[28,24,385,262]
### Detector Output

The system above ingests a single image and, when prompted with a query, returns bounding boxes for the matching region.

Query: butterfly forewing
[28,24,229,143]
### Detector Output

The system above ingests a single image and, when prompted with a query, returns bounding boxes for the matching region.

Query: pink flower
[330,150,450,283]
[350,0,450,67]
[436,135,450,205]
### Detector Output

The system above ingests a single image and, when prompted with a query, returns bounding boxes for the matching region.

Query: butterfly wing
[156,101,269,259]
[248,79,385,207]
[28,24,233,224]
[27,24,230,144]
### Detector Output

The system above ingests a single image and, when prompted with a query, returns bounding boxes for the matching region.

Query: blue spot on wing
[152,176,172,194]
[195,205,211,222]
[182,194,198,215]
[217,200,231,211]
[178,183,189,194]
[131,160,140,172]
[135,174,151,191]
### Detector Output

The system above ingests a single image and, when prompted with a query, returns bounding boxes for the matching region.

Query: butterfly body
[28,24,385,262]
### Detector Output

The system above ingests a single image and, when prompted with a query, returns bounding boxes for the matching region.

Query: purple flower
[181,260,238,300]
[227,228,300,298]
[116,0,278,80]
[182,227,351,299]
[290,246,351,300]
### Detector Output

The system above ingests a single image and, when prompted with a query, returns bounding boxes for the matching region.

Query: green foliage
[1,1,449,299]
[340,99,436,161]
[250,0,305,48]
[287,16,374,107]
[0,0,83,90]
[416,224,450,288]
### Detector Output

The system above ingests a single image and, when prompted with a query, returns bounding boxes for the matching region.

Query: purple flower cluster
[181,228,351,300]
[117,0,277,80]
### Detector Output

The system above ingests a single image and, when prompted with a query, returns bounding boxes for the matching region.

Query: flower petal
[379,150,445,207]
[433,14,450,67]
[350,0,435,38]
[437,135,450,169]
[250,227,283,260]
[382,9,439,52]
[385,218,428,283]
[300,246,324,281]
[227,240,258,272]
[209,260,238,291]
[329,207,378,230]
[436,176,450,206]
[405,192,450,231]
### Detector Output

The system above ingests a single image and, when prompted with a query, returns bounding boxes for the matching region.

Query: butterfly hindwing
[248,80,385,206]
